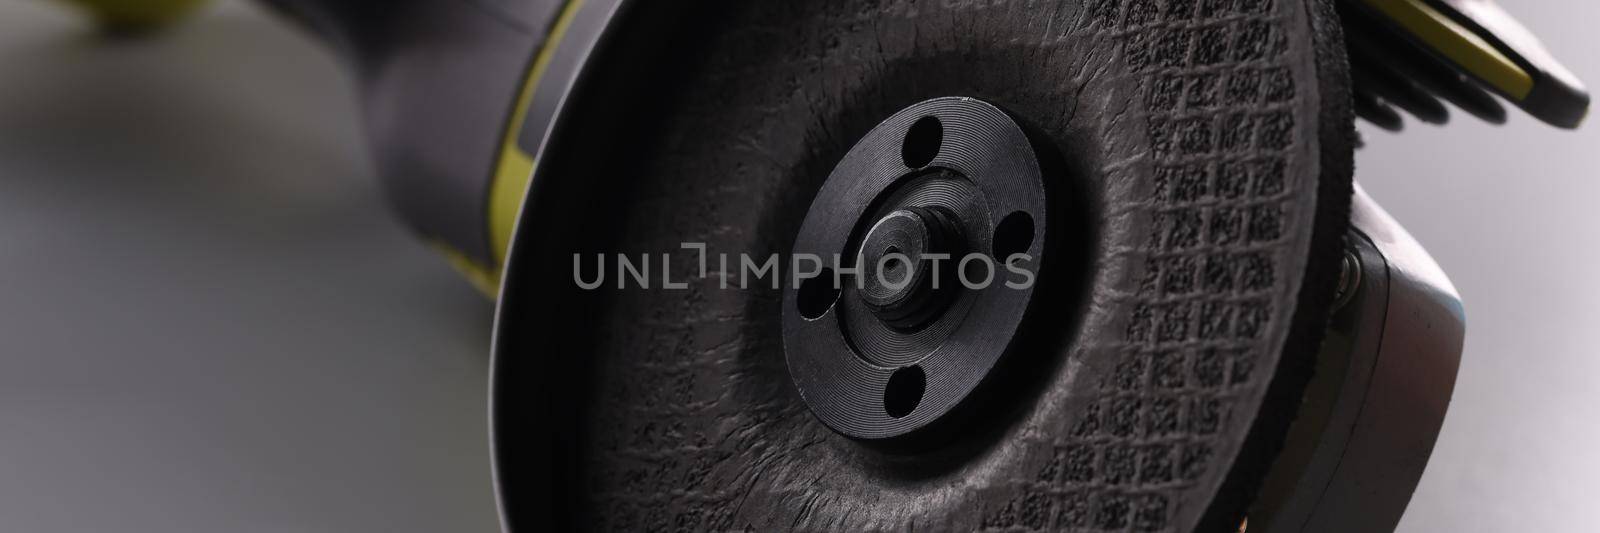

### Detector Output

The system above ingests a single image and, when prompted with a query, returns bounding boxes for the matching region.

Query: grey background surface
[0,2,1595,532]
[0,2,499,532]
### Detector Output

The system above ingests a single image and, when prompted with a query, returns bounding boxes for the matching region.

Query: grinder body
[248,0,568,292]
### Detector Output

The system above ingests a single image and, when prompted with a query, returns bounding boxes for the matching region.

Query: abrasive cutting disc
[493,1,1355,531]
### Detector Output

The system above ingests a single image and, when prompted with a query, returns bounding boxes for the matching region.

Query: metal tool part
[1248,186,1464,533]
[783,98,1049,444]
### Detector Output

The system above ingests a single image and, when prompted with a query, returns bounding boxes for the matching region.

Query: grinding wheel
[492,1,1355,531]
